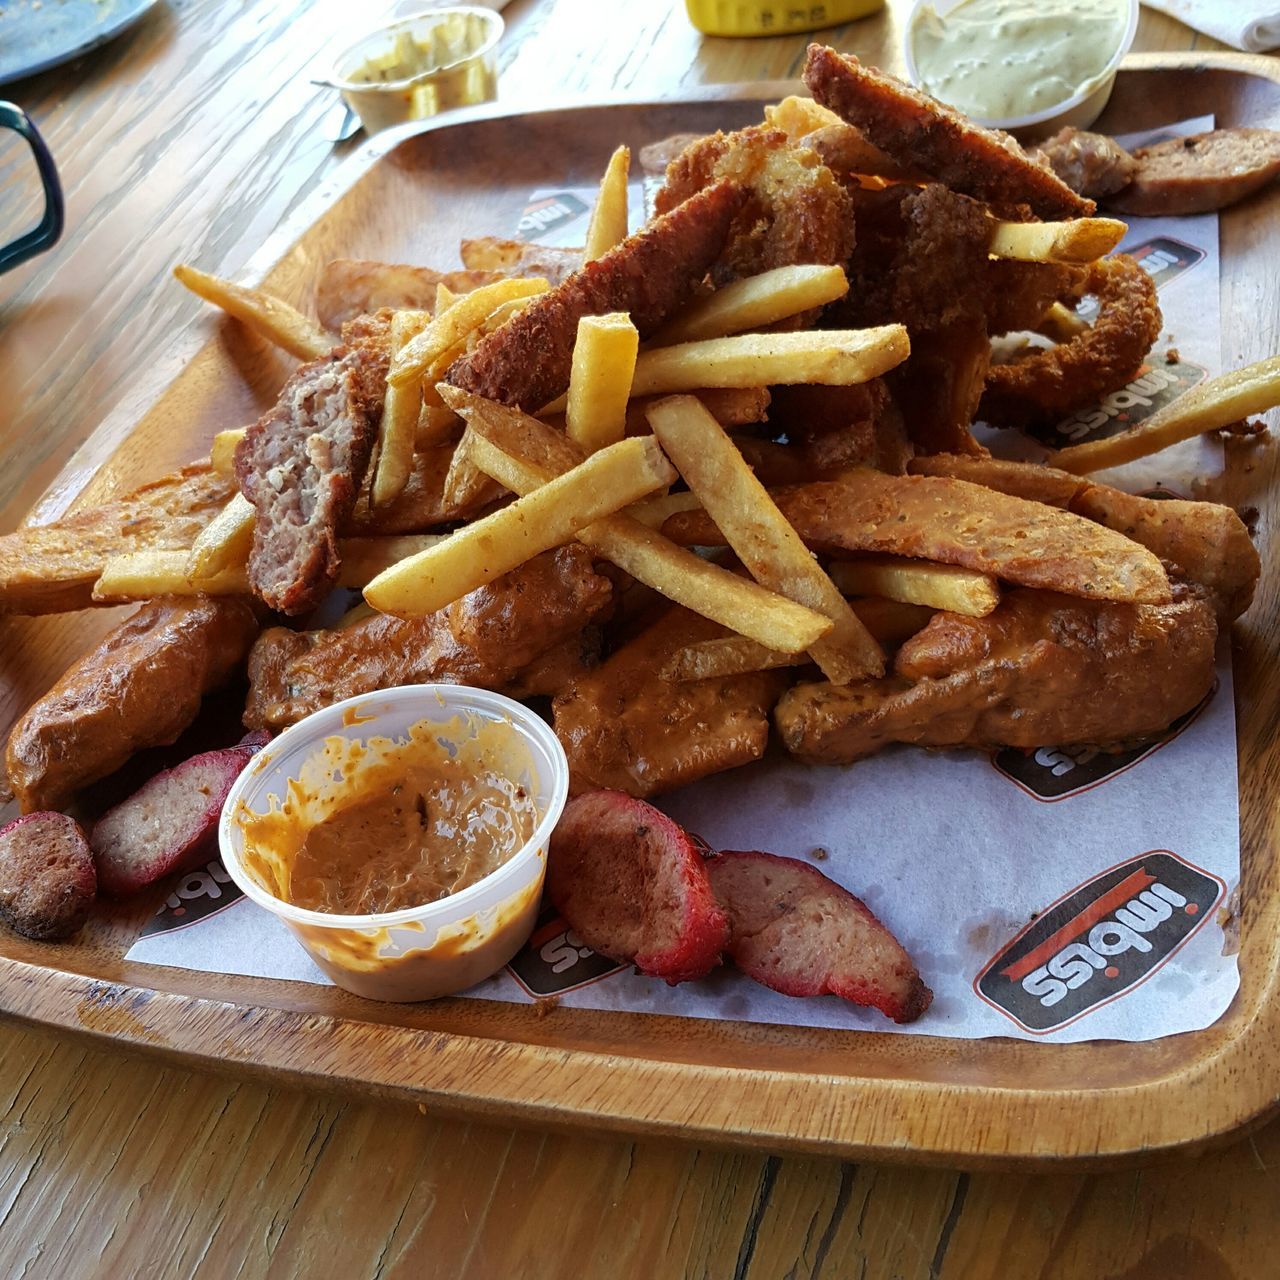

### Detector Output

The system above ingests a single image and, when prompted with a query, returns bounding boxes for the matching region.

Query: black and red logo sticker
[991,686,1214,801]
[138,859,245,937]
[1075,236,1206,326]
[516,192,589,242]
[974,851,1225,1033]
[506,906,626,997]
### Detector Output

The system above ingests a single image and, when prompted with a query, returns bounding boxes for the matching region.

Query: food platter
[1,52,1278,1166]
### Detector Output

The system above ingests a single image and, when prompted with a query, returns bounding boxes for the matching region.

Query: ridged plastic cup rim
[901,0,1139,134]
[218,684,569,933]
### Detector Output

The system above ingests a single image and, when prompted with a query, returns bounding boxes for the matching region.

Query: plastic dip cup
[219,685,568,1002]
[320,7,504,135]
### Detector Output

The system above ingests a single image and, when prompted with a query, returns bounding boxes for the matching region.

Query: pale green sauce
[910,0,1129,122]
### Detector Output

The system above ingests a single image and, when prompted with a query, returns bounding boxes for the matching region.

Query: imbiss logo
[138,859,245,937]
[506,906,626,997]
[992,686,1214,801]
[975,852,1225,1033]
[516,192,589,242]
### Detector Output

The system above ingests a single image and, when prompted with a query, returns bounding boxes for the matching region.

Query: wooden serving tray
[1,53,1278,1167]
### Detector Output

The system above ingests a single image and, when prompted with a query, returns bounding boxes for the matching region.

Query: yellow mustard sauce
[910,0,1129,121]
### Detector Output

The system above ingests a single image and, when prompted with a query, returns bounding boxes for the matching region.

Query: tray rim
[3,50,1280,1167]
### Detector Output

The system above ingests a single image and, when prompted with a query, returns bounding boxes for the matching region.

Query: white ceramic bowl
[903,0,1139,143]
[219,685,568,1002]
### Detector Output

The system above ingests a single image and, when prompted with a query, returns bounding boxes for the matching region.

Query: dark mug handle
[0,102,64,273]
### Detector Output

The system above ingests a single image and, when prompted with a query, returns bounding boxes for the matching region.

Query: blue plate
[0,0,161,87]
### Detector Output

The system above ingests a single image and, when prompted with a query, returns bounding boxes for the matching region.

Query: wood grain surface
[3,1,1273,1276]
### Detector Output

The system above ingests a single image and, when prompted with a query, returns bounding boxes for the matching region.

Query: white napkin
[1142,0,1280,52]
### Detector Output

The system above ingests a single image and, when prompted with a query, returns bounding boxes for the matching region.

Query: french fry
[210,428,246,479]
[416,404,461,448]
[624,491,703,529]
[986,217,1127,265]
[372,310,433,507]
[647,394,885,683]
[649,265,850,346]
[629,326,909,396]
[660,599,935,680]
[626,387,770,434]
[1052,353,1280,474]
[94,550,249,602]
[441,427,501,510]
[441,387,835,653]
[584,145,631,261]
[388,277,549,387]
[435,282,457,314]
[364,436,676,617]
[173,264,330,361]
[566,313,640,452]
[186,493,255,578]
[1035,300,1089,343]
[827,555,999,616]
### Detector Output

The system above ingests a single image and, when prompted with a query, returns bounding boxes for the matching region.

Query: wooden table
[2,2,1275,1275]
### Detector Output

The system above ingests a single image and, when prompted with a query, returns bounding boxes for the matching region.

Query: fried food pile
[0,47,1273,967]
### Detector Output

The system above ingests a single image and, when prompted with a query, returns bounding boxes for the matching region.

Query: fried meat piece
[1031,127,1137,199]
[908,454,1260,620]
[315,260,502,330]
[244,545,611,730]
[6,598,259,813]
[0,813,96,941]
[768,380,910,476]
[654,127,855,285]
[548,791,728,984]
[235,333,389,615]
[980,255,1162,429]
[0,466,234,615]
[776,589,1217,765]
[984,259,1087,338]
[444,180,747,411]
[706,850,931,1022]
[804,47,1093,219]
[662,470,1172,604]
[552,607,785,799]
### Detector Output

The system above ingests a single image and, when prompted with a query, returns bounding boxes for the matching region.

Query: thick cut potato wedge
[827,555,999,616]
[174,265,330,361]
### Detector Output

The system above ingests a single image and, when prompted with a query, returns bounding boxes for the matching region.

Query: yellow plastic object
[685,0,884,37]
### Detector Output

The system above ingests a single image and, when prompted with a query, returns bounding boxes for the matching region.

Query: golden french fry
[174,264,330,361]
[566,313,640,453]
[186,493,255,578]
[210,428,247,480]
[94,550,249,601]
[647,394,884,683]
[416,403,461,448]
[827,555,999,616]
[1035,300,1089,343]
[624,491,703,529]
[441,426,500,509]
[1052,353,1280,474]
[467,432,832,654]
[987,217,1127,264]
[372,310,433,507]
[649,265,850,346]
[389,277,549,387]
[584,145,631,261]
[435,282,457,314]
[630,326,909,397]
[364,435,675,617]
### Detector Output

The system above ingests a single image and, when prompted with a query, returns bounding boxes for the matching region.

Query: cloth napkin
[1142,0,1280,52]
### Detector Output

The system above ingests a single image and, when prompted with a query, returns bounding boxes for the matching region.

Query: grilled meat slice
[443,179,747,411]
[235,334,389,615]
[552,607,785,799]
[6,598,259,812]
[802,46,1093,219]
[0,466,234,615]
[244,545,611,730]
[1031,127,1137,199]
[775,590,1217,765]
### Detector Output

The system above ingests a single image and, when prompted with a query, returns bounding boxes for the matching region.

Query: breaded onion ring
[979,254,1162,429]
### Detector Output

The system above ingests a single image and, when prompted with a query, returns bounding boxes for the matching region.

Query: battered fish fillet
[802,45,1094,220]
[775,589,1217,765]
[662,470,1172,604]
[6,598,259,812]
[244,545,611,730]
[444,180,747,411]
[552,607,785,798]
[907,454,1260,620]
[0,466,234,615]
[980,255,1162,428]
[654,127,855,285]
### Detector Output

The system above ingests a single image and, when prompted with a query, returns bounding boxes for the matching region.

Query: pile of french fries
[128,103,1280,693]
